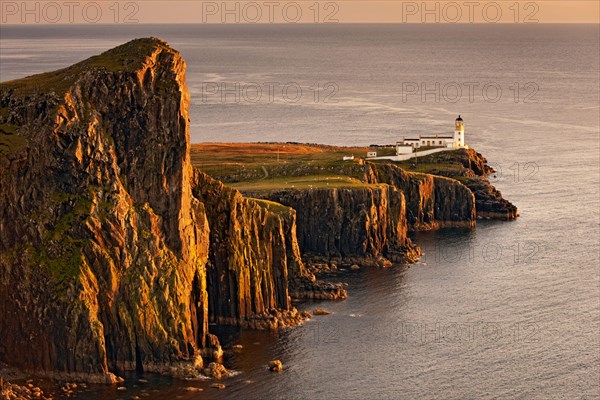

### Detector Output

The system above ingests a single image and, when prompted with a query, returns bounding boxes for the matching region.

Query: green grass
[389,162,463,174]
[193,143,473,191]
[385,149,471,176]
[231,175,379,191]
[40,245,84,291]
[250,198,293,214]
[0,127,28,157]
[49,195,93,240]
[191,143,471,191]
[191,142,392,190]
[26,194,94,295]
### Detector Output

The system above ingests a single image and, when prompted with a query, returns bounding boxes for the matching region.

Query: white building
[397,115,466,155]
[396,144,413,154]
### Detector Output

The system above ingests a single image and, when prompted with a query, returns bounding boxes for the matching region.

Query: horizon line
[2,22,599,26]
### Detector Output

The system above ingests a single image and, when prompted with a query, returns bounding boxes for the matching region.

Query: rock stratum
[0,38,517,382]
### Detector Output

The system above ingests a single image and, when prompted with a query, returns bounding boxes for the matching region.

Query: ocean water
[1,24,599,399]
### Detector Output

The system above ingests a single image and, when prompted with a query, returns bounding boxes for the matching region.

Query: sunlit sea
[1,24,599,399]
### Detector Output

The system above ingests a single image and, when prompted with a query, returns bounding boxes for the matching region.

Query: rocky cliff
[244,184,421,265]
[0,38,215,382]
[0,37,516,383]
[396,149,518,220]
[365,163,477,230]
[193,172,344,327]
[0,38,331,382]
[244,161,476,264]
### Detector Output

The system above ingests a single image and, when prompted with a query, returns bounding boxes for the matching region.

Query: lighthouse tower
[454,115,465,147]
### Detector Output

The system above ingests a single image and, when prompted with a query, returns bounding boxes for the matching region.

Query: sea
[1,24,599,400]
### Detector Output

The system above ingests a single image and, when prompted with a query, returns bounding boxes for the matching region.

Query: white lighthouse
[454,115,465,147]
[398,115,467,152]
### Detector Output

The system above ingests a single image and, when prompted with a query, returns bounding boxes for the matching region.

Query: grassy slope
[386,149,475,180]
[191,142,396,190]
[233,175,380,191]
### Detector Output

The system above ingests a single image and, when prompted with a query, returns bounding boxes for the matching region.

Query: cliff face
[242,161,477,266]
[193,172,324,328]
[400,149,518,220]
[0,37,516,382]
[365,163,476,230]
[245,185,420,264]
[0,38,212,381]
[463,177,519,219]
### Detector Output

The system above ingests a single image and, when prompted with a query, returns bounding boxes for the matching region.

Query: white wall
[370,147,456,162]
[396,146,413,154]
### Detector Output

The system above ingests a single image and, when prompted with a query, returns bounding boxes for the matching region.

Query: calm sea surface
[1,24,599,399]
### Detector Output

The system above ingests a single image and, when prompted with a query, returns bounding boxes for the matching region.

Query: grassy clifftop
[190,142,396,190]
[191,143,498,190]
[1,37,172,96]
[388,147,493,179]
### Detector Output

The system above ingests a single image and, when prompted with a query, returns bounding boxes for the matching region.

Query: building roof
[456,115,463,121]
[420,134,454,139]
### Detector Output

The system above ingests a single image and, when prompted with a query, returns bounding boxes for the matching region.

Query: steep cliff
[245,161,476,259]
[244,184,421,265]
[193,172,344,327]
[0,38,333,382]
[0,37,517,383]
[396,148,518,220]
[192,143,515,247]
[0,38,214,381]
[365,163,477,230]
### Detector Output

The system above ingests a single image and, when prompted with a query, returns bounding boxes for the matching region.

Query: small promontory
[192,143,517,267]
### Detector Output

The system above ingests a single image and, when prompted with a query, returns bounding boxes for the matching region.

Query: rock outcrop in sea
[394,148,519,220]
[365,162,477,230]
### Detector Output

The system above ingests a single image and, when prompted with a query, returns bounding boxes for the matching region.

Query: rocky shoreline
[1,380,52,400]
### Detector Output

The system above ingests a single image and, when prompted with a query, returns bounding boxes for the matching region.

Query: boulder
[268,360,283,372]
[203,362,229,379]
